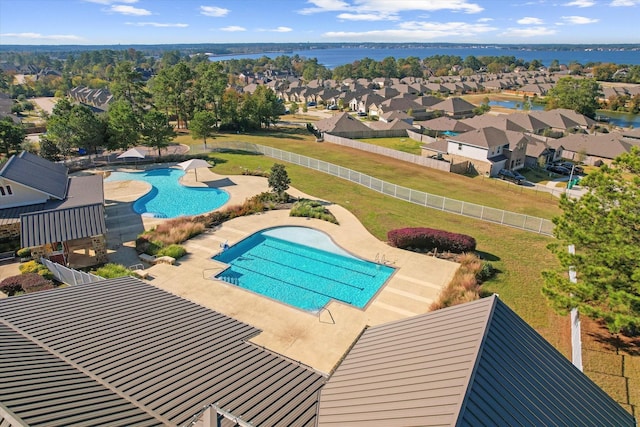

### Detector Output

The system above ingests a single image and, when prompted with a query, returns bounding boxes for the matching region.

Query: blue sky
[1,0,639,45]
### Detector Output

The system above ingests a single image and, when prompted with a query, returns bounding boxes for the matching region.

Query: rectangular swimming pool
[213,227,394,312]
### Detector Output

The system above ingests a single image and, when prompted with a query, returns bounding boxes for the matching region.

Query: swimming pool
[105,168,229,218]
[212,226,395,312]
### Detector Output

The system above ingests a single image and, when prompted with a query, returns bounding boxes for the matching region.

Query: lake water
[210,46,640,68]
[489,100,639,127]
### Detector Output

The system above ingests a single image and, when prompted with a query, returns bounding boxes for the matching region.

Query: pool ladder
[375,253,387,264]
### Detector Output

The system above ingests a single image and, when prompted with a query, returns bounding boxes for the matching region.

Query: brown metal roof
[0,277,326,426]
[20,203,106,248]
[318,295,635,427]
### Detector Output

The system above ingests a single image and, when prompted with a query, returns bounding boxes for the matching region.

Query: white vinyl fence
[41,258,105,285]
[212,142,555,236]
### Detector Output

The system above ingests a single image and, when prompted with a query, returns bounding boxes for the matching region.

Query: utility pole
[569,244,583,371]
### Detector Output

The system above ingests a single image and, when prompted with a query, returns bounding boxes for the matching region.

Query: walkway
[100,165,459,374]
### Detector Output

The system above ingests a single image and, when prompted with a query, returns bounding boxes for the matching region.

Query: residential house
[379,110,413,125]
[314,112,372,138]
[524,134,563,168]
[0,151,107,267]
[440,127,529,176]
[318,295,635,427]
[430,97,477,119]
[370,97,426,119]
[548,132,640,166]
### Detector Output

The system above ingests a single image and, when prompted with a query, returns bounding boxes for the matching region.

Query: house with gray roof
[0,151,107,266]
[440,127,529,176]
[318,295,635,427]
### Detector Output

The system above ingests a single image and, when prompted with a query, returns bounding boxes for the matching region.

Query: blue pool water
[105,168,229,218]
[213,226,394,312]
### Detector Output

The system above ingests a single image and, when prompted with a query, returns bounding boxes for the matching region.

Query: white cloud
[336,12,398,21]
[83,0,137,4]
[500,26,557,37]
[220,26,246,32]
[266,26,293,32]
[300,0,483,16]
[610,0,640,5]
[560,15,599,23]
[477,17,493,22]
[126,22,189,27]
[563,0,595,6]
[200,5,230,17]
[108,5,151,15]
[518,17,544,24]
[0,32,83,41]
[323,20,496,41]
[299,0,350,14]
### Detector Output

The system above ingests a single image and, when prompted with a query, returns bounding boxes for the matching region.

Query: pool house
[0,151,108,267]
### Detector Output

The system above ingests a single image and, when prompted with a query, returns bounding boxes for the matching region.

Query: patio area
[95,164,460,373]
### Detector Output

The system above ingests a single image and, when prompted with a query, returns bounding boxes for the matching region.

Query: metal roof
[0,277,326,427]
[20,203,106,248]
[318,295,635,427]
[0,152,68,200]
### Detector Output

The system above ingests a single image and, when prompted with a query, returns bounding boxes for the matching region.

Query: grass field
[177,127,637,417]
[356,136,423,154]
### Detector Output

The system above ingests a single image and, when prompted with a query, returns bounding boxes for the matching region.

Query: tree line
[36,59,285,160]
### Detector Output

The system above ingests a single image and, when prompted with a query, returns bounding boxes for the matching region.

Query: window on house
[5,185,11,195]
[0,187,4,196]
[458,143,462,150]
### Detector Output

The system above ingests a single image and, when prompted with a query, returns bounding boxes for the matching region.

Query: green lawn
[357,136,423,154]
[175,127,637,415]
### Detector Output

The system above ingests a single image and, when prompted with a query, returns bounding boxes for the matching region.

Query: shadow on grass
[586,326,640,357]
[476,250,500,262]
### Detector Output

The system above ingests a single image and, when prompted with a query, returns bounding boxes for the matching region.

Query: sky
[1,0,639,46]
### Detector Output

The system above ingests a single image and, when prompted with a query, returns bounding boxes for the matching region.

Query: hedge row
[387,227,476,254]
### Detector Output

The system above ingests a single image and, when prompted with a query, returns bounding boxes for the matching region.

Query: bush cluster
[136,217,204,255]
[94,263,135,279]
[156,244,187,259]
[193,192,281,228]
[387,227,476,254]
[19,260,54,280]
[290,199,338,224]
[0,273,54,296]
[429,253,497,311]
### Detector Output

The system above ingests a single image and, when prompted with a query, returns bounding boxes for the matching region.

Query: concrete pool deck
[102,165,460,374]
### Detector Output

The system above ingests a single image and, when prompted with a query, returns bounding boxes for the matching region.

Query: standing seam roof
[20,204,106,248]
[0,277,326,426]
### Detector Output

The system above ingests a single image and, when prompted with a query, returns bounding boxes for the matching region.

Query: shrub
[156,244,187,259]
[1,273,54,295]
[387,227,476,254]
[16,247,31,258]
[429,253,492,311]
[476,261,497,283]
[290,199,339,224]
[19,260,54,280]
[0,276,24,296]
[21,273,55,293]
[94,263,135,278]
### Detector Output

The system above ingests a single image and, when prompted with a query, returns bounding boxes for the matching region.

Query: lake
[210,46,640,69]
[489,100,640,127]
